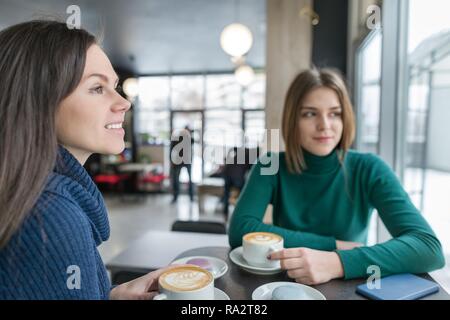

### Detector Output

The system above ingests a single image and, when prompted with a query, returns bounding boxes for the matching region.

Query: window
[206,74,241,108]
[135,73,266,181]
[355,29,383,246]
[355,29,382,154]
[244,110,265,148]
[402,0,450,260]
[243,73,266,109]
[138,76,170,109]
[171,75,204,109]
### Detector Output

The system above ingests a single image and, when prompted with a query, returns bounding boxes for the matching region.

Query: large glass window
[244,110,266,148]
[138,76,170,109]
[354,0,450,288]
[171,75,204,109]
[206,74,241,108]
[355,29,383,245]
[355,29,382,154]
[135,73,266,182]
[403,0,450,272]
[243,73,266,109]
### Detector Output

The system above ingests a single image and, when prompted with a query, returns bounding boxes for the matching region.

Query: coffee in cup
[153,265,214,300]
[242,232,284,268]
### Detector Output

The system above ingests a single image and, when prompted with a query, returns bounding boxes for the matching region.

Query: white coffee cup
[242,232,284,268]
[153,265,215,300]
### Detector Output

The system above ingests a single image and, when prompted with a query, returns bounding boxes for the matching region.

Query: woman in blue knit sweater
[0,20,174,299]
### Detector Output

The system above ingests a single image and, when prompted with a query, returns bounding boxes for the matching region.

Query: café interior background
[1,0,449,291]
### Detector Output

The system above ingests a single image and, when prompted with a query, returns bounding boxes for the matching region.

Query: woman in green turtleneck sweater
[228,68,445,285]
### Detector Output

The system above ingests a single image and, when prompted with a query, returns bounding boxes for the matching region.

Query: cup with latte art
[153,265,215,300]
[242,232,284,268]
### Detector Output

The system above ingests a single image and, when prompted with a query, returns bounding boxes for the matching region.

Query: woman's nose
[112,94,131,113]
[317,114,331,130]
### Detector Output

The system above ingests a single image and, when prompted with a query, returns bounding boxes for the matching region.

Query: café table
[174,246,450,300]
[106,230,229,282]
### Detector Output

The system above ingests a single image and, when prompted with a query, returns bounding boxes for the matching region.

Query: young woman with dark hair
[0,20,175,299]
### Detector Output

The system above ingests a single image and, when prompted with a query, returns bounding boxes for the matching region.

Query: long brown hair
[281,68,355,174]
[0,20,96,248]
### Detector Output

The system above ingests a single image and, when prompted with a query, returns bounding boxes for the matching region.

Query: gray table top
[106,230,229,271]
[175,246,450,300]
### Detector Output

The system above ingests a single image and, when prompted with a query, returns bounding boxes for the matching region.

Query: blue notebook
[356,273,439,300]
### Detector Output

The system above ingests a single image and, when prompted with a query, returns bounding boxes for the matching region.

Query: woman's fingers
[280,257,303,270]
[269,248,305,260]
[144,264,184,291]
[286,267,307,279]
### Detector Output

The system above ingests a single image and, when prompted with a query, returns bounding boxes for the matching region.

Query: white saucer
[153,288,230,300]
[171,256,228,279]
[252,282,326,300]
[229,247,283,275]
[215,287,230,300]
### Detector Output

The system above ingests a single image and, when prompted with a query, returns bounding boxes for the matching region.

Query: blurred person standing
[170,125,194,202]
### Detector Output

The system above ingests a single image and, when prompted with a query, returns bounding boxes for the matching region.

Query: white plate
[229,247,283,275]
[215,287,230,300]
[171,256,228,279]
[252,282,326,300]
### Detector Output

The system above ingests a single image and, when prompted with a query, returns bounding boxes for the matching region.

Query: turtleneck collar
[55,145,86,181]
[53,145,110,245]
[301,148,341,174]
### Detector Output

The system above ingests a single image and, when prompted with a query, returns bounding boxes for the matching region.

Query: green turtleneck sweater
[228,150,445,279]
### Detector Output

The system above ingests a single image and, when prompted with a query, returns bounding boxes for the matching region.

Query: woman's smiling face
[56,44,131,163]
[298,86,343,156]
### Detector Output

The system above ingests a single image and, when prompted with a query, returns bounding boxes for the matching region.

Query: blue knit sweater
[0,146,111,299]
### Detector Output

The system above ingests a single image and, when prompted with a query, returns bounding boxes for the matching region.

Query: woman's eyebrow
[301,106,342,111]
[84,73,120,86]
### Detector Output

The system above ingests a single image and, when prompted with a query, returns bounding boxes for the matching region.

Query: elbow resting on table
[416,231,446,272]
[430,237,446,271]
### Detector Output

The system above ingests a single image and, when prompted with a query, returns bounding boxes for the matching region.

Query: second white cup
[242,232,284,268]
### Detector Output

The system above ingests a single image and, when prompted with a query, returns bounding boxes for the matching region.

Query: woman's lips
[105,122,125,136]
[314,137,333,143]
[106,128,124,134]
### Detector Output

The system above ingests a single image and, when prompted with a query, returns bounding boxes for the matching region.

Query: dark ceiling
[0,0,266,75]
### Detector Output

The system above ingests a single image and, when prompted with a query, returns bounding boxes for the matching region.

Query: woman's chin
[103,142,125,155]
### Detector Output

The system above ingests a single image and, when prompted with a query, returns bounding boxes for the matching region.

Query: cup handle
[267,245,282,260]
[153,293,167,300]
[269,245,282,253]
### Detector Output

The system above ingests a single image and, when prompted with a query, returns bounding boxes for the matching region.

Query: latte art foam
[244,232,282,244]
[160,267,212,292]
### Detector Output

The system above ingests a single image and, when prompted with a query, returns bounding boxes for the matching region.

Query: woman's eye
[330,112,342,118]
[302,112,315,118]
[90,86,104,94]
